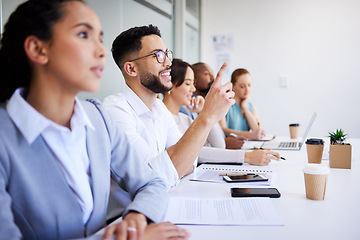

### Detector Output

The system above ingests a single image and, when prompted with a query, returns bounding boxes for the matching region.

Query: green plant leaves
[328,128,347,144]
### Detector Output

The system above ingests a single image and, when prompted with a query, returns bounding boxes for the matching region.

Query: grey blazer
[0,99,168,239]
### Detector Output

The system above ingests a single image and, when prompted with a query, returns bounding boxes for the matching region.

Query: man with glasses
[103,25,234,190]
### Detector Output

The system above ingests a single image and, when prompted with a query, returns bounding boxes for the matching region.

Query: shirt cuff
[147,151,180,189]
[198,147,245,164]
[237,150,245,164]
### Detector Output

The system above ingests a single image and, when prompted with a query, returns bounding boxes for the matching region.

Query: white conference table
[89,137,359,240]
[168,137,360,240]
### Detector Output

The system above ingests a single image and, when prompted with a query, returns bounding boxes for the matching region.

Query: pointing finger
[211,62,228,88]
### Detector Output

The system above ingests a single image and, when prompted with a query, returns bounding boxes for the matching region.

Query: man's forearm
[167,113,213,178]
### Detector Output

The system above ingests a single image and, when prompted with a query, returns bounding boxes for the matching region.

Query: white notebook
[190,164,275,185]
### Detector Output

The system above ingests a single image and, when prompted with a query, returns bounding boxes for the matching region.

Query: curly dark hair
[111,24,161,72]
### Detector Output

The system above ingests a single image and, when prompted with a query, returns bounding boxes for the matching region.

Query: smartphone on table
[223,173,268,183]
[231,187,281,198]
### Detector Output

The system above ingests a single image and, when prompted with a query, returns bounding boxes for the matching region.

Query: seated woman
[163,59,279,166]
[180,62,245,150]
[219,68,266,140]
[0,1,189,239]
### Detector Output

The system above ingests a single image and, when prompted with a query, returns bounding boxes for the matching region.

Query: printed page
[165,197,284,226]
[241,140,264,149]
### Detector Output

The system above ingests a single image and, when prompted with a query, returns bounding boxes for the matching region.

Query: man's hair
[111,24,161,72]
[191,62,211,86]
[231,68,250,85]
[191,62,206,79]
[192,62,206,68]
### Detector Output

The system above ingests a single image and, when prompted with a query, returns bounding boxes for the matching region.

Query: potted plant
[328,129,351,169]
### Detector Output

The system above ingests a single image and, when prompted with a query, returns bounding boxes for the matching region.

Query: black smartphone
[231,187,281,198]
[223,174,268,183]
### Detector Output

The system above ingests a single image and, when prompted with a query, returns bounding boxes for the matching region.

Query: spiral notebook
[190,164,275,185]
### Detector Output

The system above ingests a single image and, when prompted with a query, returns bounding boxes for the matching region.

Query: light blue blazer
[0,99,168,239]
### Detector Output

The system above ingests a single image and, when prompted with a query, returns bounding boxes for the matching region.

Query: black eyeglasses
[129,49,173,64]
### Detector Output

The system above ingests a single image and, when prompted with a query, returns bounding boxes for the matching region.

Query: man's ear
[24,35,49,65]
[123,62,138,77]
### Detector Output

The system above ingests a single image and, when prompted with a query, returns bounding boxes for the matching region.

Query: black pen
[219,172,255,176]
[254,146,286,160]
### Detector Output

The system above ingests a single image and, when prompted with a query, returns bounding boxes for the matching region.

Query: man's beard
[140,72,172,94]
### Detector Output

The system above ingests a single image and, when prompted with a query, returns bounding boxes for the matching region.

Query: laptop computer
[260,112,317,150]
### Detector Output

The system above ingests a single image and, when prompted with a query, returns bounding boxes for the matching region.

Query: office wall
[1,0,23,30]
[78,0,175,101]
[3,1,358,138]
[1,0,174,102]
[1,0,122,101]
[201,0,360,138]
[76,0,123,101]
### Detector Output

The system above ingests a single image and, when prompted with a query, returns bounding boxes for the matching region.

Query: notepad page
[190,164,275,185]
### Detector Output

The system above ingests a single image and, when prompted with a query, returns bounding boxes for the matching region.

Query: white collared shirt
[103,84,181,188]
[173,112,245,164]
[7,88,95,224]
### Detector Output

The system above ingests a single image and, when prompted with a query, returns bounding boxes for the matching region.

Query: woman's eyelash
[78,32,88,38]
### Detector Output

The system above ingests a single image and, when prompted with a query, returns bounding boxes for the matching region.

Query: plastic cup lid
[289,123,300,127]
[303,163,330,174]
[305,138,324,145]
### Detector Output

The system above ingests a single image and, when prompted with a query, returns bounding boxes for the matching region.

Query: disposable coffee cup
[303,164,329,200]
[305,138,324,164]
[289,123,300,139]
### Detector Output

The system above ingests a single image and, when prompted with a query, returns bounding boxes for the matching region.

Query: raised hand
[201,62,235,124]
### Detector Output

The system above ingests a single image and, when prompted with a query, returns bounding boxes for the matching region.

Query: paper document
[165,197,284,226]
[190,164,275,185]
[241,140,264,150]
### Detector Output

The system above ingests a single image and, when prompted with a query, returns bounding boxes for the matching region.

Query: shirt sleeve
[0,141,22,239]
[146,151,180,188]
[104,96,180,189]
[163,103,183,149]
[198,147,245,164]
[149,104,181,187]
[94,100,169,223]
[205,122,226,148]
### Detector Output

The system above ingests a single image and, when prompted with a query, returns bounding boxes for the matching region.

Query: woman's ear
[24,35,49,65]
[123,62,138,77]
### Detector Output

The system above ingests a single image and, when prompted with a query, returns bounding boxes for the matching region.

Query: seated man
[104,25,234,188]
